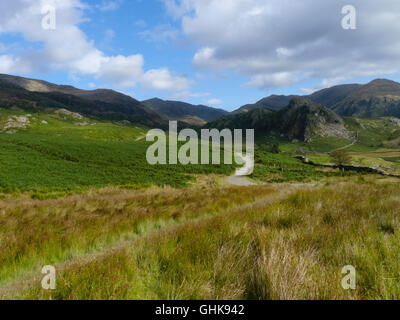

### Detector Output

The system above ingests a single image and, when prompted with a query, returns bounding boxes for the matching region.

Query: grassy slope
[2,177,400,300]
[0,109,361,196]
[252,150,354,183]
[0,109,236,195]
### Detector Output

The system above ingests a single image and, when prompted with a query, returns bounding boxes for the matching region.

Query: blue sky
[1,0,400,111]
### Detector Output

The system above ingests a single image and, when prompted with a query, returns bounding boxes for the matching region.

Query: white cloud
[135,19,147,28]
[97,0,122,12]
[168,91,210,100]
[95,55,143,88]
[0,55,32,74]
[163,0,194,20]
[166,0,400,89]
[0,0,189,92]
[139,24,179,44]
[206,98,222,105]
[244,72,296,88]
[141,68,190,91]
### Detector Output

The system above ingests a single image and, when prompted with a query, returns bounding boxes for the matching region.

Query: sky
[1,0,400,111]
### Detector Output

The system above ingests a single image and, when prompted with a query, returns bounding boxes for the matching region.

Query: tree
[330,149,351,166]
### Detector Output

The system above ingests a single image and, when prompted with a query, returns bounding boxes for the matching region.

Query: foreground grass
[0,180,276,292]
[2,178,400,300]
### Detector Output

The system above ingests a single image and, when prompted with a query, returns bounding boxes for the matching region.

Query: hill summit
[207,97,352,142]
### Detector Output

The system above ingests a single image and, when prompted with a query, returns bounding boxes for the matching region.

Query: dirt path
[226,175,258,186]
[332,139,357,151]
[226,153,257,186]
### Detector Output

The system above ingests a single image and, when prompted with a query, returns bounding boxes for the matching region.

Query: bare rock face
[277,98,353,142]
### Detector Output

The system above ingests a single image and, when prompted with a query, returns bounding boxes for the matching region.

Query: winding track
[226,153,257,186]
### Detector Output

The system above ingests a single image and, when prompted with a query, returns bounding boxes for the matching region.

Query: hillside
[142,98,228,126]
[332,79,400,117]
[232,79,400,118]
[208,98,351,142]
[0,107,237,194]
[308,84,361,107]
[0,74,165,127]
[233,95,298,113]
[233,84,359,114]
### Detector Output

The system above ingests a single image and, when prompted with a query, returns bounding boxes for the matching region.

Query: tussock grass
[2,180,400,300]
[0,183,276,292]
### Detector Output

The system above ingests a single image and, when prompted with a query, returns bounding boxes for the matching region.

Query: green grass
[251,150,353,183]
[308,137,351,153]
[344,117,400,152]
[0,110,236,193]
[382,157,400,163]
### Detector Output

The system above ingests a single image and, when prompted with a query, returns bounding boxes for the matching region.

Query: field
[1,176,399,299]
[1,109,400,300]
[0,109,237,196]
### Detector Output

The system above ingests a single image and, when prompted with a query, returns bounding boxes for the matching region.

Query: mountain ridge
[0,74,229,127]
[142,98,228,126]
[2,74,400,129]
[233,79,400,118]
[0,73,165,127]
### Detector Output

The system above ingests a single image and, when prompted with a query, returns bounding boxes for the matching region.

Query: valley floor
[1,175,400,300]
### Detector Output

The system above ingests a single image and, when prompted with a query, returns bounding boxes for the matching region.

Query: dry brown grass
[0,181,279,295]
[2,179,400,300]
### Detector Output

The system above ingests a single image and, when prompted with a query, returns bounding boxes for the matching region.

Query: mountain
[233,84,360,114]
[232,79,400,118]
[207,98,351,142]
[142,98,228,126]
[332,79,400,117]
[233,95,298,114]
[0,74,164,127]
[308,84,361,107]
[0,74,228,127]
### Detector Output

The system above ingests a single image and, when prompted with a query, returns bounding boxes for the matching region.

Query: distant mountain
[232,80,400,118]
[0,74,165,127]
[233,95,298,114]
[308,84,361,107]
[207,98,351,142]
[142,98,228,126]
[332,79,400,117]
